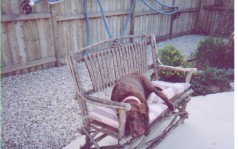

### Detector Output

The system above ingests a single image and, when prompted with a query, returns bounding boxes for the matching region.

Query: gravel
[157,35,208,59]
[1,35,209,148]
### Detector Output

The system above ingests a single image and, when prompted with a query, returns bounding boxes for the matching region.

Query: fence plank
[15,21,27,63]
[2,0,11,15]
[22,21,34,61]
[10,0,20,15]
[1,25,12,67]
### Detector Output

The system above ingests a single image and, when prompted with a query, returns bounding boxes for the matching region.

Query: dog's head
[126,102,147,137]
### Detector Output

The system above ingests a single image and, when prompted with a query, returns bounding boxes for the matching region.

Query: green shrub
[158,45,185,66]
[157,44,233,96]
[158,45,186,82]
[189,37,234,95]
[193,37,234,69]
[191,67,232,96]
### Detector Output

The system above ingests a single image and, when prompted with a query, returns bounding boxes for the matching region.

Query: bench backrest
[65,34,160,94]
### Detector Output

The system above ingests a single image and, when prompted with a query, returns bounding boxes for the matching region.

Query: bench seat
[90,81,190,129]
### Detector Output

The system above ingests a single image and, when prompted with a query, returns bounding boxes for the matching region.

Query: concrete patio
[64,91,234,149]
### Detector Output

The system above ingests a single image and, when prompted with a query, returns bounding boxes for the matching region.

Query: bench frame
[65,34,197,149]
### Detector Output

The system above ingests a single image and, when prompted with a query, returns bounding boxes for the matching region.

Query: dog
[111,73,175,137]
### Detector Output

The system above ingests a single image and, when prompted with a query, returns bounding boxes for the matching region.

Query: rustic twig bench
[65,34,197,149]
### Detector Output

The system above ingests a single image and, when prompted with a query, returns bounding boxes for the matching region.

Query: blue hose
[120,0,137,36]
[84,0,179,51]
[83,0,91,56]
[83,0,91,46]
[33,0,41,4]
[97,0,113,38]
[154,0,178,9]
[141,0,179,15]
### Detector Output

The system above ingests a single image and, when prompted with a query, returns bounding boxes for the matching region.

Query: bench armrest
[158,65,198,83]
[82,94,129,138]
[83,94,131,111]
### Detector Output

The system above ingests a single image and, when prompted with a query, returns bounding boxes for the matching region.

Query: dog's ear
[130,104,139,111]
[139,103,147,114]
[131,103,147,114]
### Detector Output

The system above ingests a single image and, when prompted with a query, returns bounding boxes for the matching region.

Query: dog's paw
[144,129,149,136]
[168,103,175,111]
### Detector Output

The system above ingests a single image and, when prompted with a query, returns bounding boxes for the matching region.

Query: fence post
[49,4,61,66]
[129,0,136,35]
[169,0,176,38]
[195,0,204,34]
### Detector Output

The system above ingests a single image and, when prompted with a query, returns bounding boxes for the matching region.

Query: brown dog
[111,73,175,137]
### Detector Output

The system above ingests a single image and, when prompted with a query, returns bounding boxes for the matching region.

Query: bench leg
[178,97,191,123]
[81,127,100,149]
[80,127,124,149]
[134,97,191,148]
[147,97,191,148]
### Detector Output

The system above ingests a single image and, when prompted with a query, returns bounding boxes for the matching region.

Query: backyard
[1,0,234,148]
[1,34,234,148]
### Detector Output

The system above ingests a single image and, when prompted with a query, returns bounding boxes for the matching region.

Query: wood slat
[84,42,148,91]
[107,50,116,86]
[111,47,119,82]
[115,47,122,78]
[119,47,127,76]
[124,44,132,73]
[1,13,51,22]
[131,44,138,72]
[97,52,106,89]
[2,57,56,74]
[133,43,140,73]
[102,50,112,87]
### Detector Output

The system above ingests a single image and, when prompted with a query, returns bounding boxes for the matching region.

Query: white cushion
[148,81,190,104]
[90,81,190,129]
[90,107,119,128]
[148,103,168,123]
[90,102,168,129]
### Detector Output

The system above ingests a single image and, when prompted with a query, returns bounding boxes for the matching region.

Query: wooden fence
[198,0,234,36]
[1,0,234,76]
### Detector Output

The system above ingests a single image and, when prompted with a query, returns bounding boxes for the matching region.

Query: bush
[158,45,186,82]
[157,44,233,96]
[188,37,234,95]
[192,37,234,69]
[158,45,185,66]
[191,67,232,96]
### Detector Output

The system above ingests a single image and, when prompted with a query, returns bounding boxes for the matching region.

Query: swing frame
[65,34,197,149]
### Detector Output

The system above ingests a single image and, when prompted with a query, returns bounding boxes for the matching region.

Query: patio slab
[157,91,234,149]
[64,91,234,149]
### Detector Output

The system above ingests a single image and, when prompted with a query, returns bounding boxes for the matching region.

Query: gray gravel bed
[157,35,208,59]
[1,35,209,148]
